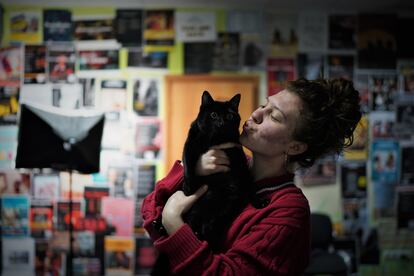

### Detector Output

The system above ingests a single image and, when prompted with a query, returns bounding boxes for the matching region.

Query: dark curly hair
[286,78,362,169]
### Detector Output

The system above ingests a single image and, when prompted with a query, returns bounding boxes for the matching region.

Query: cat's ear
[202,91,214,106]
[229,93,241,110]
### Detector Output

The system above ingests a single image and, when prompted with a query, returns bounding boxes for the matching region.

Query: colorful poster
[143,9,175,51]
[10,10,41,43]
[371,140,399,183]
[212,32,240,71]
[340,161,367,198]
[78,49,119,70]
[344,115,369,160]
[30,199,53,237]
[327,54,354,80]
[101,197,134,236]
[115,9,143,46]
[328,14,357,50]
[32,173,60,201]
[47,42,76,83]
[398,61,414,94]
[0,169,30,195]
[56,200,83,231]
[24,45,46,84]
[43,9,73,41]
[135,118,162,160]
[267,57,295,96]
[0,45,23,87]
[357,14,397,69]
[369,111,395,139]
[132,77,160,116]
[1,195,30,237]
[74,18,115,40]
[175,11,216,42]
[84,186,109,215]
[0,86,19,124]
[105,236,134,276]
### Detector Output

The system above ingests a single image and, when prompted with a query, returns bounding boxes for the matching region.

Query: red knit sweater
[141,161,311,275]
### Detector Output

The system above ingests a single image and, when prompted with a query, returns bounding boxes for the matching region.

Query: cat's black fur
[151,91,253,276]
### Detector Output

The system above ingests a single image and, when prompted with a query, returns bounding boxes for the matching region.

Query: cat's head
[196,91,241,141]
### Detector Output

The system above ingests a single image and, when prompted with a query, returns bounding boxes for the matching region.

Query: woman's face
[240,89,303,158]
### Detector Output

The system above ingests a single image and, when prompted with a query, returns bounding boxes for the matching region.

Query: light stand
[15,103,104,276]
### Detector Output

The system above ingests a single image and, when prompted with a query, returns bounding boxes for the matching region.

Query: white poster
[175,11,216,42]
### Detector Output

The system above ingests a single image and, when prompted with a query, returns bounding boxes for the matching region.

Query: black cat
[151,91,253,275]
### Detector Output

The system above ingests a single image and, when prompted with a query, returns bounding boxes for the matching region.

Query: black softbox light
[15,103,105,174]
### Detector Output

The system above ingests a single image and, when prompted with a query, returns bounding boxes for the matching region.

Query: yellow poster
[9,10,42,43]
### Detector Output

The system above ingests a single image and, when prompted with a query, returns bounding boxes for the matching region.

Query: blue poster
[1,195,30,237]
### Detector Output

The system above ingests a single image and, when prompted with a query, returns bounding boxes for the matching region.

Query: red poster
[267,58,296,96]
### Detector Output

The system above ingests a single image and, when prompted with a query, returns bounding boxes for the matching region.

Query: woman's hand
[195,142,240,176]
[162,185,208,235]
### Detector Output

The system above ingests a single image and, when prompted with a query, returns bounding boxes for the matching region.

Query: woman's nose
[251,108,263,124]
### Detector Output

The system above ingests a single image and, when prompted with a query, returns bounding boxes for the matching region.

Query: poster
[184,42,214,74]
[97,79,127,117]
[368,74,398,111]
[371,140,399,183]
[297,53,324,80]
[265,13,298,57]
[127,47,167,68]
[24,44,47,83]
[47,42,76,83]
[175,11,216,42]
[0,86,19,124]
[74,18,115,40]
[1,195,30,237]
[394,100,414,139]
[369,111,395,139]
[30,199,53,237]
[135,118,162,160]
[101,197,134,236]
[328,14,357,50]
[298,155,337,186]
[134,235,157,275]
[212,32,240,71]
[10,10,41,43]
[2,237,35,272]
[105,236,134,276]
[298,12,327,52]
[78,49,119,70]
[267,57,295,96]
[327,54,354,80]
[0,125,18,168]
[32,173,60,201]
[340,161,367,198]
[0,45,23,87]
[132,77,160,116]
[115,9,143,46]
[43,9,73,41]
[144,9,175,51]
[84,186,109,215]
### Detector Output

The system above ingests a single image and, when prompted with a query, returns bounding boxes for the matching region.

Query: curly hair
[286,78,362,168]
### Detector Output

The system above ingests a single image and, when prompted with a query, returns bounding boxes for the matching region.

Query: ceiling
[2,0,414,13]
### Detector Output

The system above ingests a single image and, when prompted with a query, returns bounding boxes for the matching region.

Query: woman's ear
[287,141,308,156]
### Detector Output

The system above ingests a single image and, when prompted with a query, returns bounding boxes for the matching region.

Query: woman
[142,78,362,275]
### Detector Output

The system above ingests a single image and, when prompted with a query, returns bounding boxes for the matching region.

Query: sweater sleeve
[155,203,310,275]
[141,161,184,241]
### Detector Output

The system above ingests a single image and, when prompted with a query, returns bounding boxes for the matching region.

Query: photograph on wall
[0,86,19,124]
[47,42,76,83]
[115,9,143,46]
[127,47,168,68]
[135,117,162,160]
[0,45,23,87]
[297,53,324,80]
[78,49,119,70]
[10,10,41,43]
[369,111,395,139]
[43,9,73,42]
[1,195,30,237]
[340,161,367,198]
[20,83,83,109]
[132,77,159,116]
[298,155,337,186]
[143,9,175,50]
[267,57,295,96]
[104,236,134,276]
[357,14,397,69]
[212,32,240,71]
[328,14,357,50]
[327,54,354,80]
[0,169,30,195]
[175,11,216,42]
[368,74,398,111]
[74,18,115,41]
[24,44,47,83]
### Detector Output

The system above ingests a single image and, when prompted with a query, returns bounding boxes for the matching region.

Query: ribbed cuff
[155,224,205,268]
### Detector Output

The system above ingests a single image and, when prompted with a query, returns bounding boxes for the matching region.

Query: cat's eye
[210,112,218,118]
[226,114,233,120]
